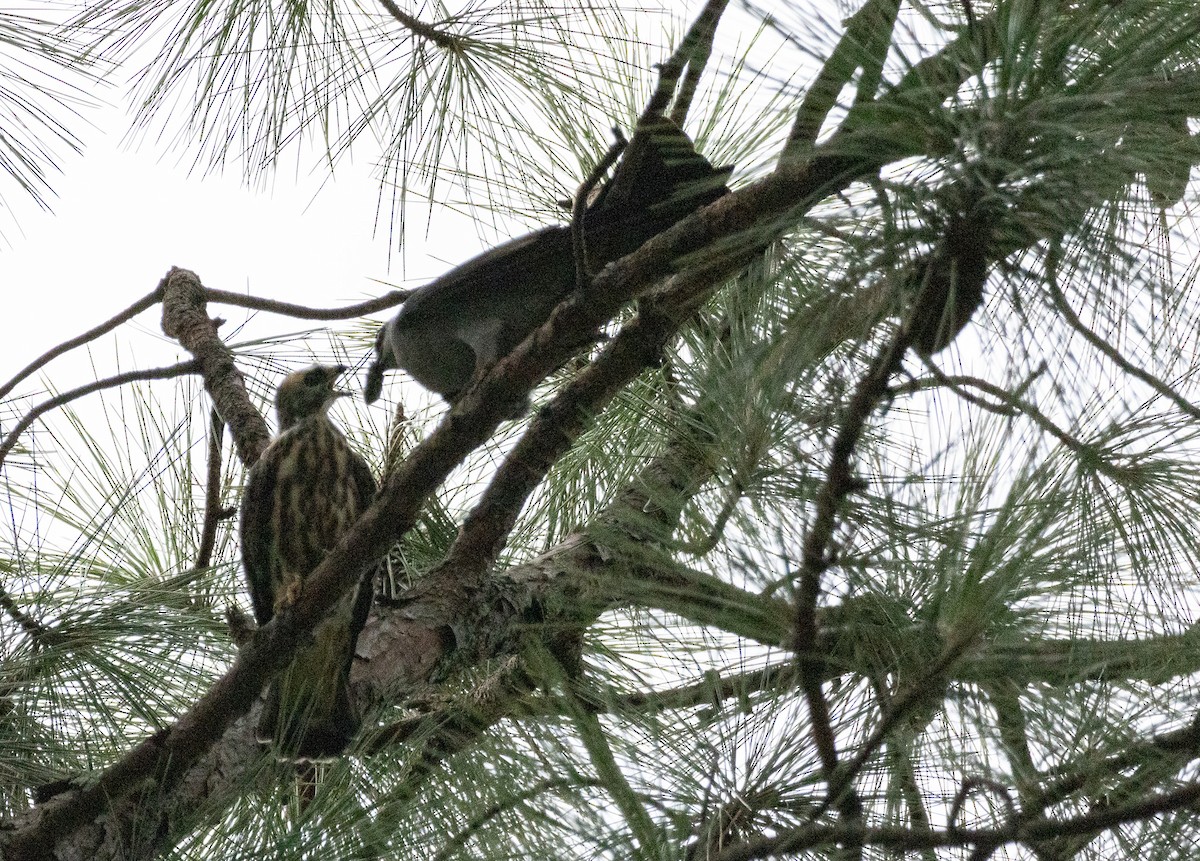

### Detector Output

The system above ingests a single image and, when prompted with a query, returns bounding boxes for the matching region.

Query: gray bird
[240,364,377,759]
[364,112,732,406]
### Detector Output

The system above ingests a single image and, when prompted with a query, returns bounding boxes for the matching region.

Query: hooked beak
[330,364,353,400]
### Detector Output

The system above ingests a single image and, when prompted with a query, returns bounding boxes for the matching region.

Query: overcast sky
[0,95,513,417]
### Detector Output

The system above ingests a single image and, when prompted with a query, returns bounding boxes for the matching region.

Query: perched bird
[240,364,377,759]
[364,112,732,406]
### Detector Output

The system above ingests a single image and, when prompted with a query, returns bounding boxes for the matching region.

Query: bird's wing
[395,226,575,325]
[240,445,281,626]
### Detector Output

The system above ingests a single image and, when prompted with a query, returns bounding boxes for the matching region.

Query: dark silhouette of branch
[0,287,165,403]
[377,0,458,49]
[667,0,725,126]
[524,663,798,720]
[710,778,1200,860]
[783,0,903,163]
[433,269,730,592]
[0,581,52,645]
[645,0,730,121]
[0,360,201,473]
[0,288,404,456]
[794,329,909,835]
[193,409,227,572]
[200,286,408,320]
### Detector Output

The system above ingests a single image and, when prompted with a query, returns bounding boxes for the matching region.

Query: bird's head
[275,364,351,430]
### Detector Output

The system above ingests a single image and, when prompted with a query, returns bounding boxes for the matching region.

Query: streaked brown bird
[240,364,377,759]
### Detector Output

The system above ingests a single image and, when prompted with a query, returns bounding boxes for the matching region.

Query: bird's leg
[278,572,303,612]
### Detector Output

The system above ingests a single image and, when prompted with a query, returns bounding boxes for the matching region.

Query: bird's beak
[331,364,353,399]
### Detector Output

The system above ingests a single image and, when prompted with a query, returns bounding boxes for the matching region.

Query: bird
[363,111,732,406]
[239,364,377,759]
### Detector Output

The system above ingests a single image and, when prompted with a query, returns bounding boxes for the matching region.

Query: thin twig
[200,287,408,321]
[644,0,731,120]
[0,287,163,402]
[669,0,725,126]
[0,581,52,644]
[0,360,201,473]
[573,131,628,292]
[709,777,1200,860]
[1047,277,1200,423]
[898,369,1093,458]
[950,776,1017,834]
[0,286,404,411]
[377,0,458,48]
[795,331,909,830]
[193,409,226,572]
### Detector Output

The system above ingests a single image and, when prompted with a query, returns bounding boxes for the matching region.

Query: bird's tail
[257,628,359,760]
[586,111,732,252]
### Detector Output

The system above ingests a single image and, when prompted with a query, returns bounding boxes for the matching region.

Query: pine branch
[0,287,163,402]
[192,409,227,573]
[710,778,1200,860]
[795,328,910,835]
[0,359,201,472]
[159,267,271,467]
[644,0,731,122]
[0,581,53,646]
[7,152,816,859]
[200,286,409,321]
[377,0,459,49]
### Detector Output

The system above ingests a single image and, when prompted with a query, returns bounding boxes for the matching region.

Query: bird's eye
[304,368,325,387]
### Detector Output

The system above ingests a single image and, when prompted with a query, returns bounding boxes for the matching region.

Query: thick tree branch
[1047,275,1200,423]
[159,267,271,467]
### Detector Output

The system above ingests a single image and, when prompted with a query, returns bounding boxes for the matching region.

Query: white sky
[0,98,498,398]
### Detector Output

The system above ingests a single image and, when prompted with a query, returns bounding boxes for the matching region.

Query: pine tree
[4,2,1200,859]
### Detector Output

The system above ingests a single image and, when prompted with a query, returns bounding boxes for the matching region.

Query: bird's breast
[269,421,366,575]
